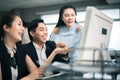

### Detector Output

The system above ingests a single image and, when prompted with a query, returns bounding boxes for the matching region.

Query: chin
[67,24,73,27]
[18,38,22,41]
[43,40,47,43]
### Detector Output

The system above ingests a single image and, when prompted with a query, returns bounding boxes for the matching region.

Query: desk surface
[47,62,120,73]
[42,72,112,80]
[109,50,120,57]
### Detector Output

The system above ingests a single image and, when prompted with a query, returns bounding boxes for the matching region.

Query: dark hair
[0,12,20,41]
[28,19,44,41]
[23,21,29,28]
[56,4,77,28]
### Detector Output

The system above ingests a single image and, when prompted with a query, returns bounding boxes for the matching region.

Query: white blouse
[5,44,18,80]
[49,23,82,62]
[33,42,53,76]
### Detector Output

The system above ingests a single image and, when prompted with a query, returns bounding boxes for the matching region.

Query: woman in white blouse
[50,4,82,63]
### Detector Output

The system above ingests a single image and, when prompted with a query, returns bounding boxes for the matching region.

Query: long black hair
[0,12,20,42]
[55,4,77,28]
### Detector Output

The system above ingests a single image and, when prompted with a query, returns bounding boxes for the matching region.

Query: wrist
[53,49,58,55]
[20,76,31,80]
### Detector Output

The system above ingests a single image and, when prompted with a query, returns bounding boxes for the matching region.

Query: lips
[18,32,24,37]
[68,21,74,24]
[41,35,47,40]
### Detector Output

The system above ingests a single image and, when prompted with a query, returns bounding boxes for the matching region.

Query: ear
[3,24,10,32]
[29,31,35,37]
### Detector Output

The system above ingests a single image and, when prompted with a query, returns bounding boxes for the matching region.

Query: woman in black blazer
[0,12,44,80]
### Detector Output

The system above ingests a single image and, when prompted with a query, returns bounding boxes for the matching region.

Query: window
[46,24,55,39]
[41,14,59,24]
[109,21,120,50]
[101,9,119,19]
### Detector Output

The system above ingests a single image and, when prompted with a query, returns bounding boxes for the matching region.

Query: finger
[38,69,45,73]
[57,44,60,47]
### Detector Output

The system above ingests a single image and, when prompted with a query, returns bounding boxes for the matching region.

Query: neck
[3,36,16,51]
[34,41,44,49]
[3,37,16,57]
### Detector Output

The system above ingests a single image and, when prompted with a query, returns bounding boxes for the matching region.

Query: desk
[42,72,112,80]
[46,62,120,80]
[109,50,120,56]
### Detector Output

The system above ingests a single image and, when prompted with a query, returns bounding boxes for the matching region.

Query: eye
[39,27,44,31]
[72,14,75,16]
[71,13,75,16]
[18,21,22,26]
[63,14,69,17]
[18,23,21,25]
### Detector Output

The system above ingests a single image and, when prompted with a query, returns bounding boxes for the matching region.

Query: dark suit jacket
[24,41,69,67]
[0,41,28,80]
[0,41,12,80]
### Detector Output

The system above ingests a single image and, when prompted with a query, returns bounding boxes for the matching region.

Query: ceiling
[0,0,120,12]
[0,0,81,12]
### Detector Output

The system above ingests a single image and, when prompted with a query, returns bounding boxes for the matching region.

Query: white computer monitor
[75,6,113,65]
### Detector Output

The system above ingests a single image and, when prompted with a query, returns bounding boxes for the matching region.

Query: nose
[21,25,25,31]
[44,30,48,34]
[44,29,48,35]
[69,15,72,19]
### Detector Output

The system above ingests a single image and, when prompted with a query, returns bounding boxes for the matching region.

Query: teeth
[41,36,47,40]
[19,32,23,36]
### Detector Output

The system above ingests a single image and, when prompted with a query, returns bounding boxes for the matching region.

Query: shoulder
[23,42,32,47]
[46,41,56,45]
[53,27,60,34]
[45,41,56,48]
[0,41,6,52]
[17,42,33,54]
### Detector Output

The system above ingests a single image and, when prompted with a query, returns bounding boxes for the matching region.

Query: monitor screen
[75,6,113,65]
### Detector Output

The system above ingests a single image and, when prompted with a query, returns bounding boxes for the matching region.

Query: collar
[5,44,17,57]
[33,42,46,50]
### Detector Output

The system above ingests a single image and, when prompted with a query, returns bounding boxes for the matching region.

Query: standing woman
[49,4,82,63]
[0,12,44,80]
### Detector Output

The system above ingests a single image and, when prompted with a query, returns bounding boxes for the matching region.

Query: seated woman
[0,12,44,80]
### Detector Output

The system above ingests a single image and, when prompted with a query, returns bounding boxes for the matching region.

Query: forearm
[0,63,2,80]
[42,47,72,67]
[42,50,56,67]
[25,54,37,73]
[20,76,31,80]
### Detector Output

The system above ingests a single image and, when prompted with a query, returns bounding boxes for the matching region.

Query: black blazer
[0,41,12,80]
[24,41,69,67]
[0,41,28,80]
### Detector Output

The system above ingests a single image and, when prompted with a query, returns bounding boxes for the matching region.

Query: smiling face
[30,22,48,44]
[4,16,25,42]
[62,8,76,27]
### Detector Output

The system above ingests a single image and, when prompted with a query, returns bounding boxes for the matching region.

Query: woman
[49,4,82,63]
[0,12,44,80]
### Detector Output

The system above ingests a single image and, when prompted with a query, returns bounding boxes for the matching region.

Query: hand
[25,67,45,80]
[56,41,66,48]
[54,47,72,55]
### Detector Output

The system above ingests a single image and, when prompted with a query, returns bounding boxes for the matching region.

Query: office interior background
[0,0,120,50]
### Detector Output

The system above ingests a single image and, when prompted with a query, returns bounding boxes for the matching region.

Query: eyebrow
[38,26,47,29]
